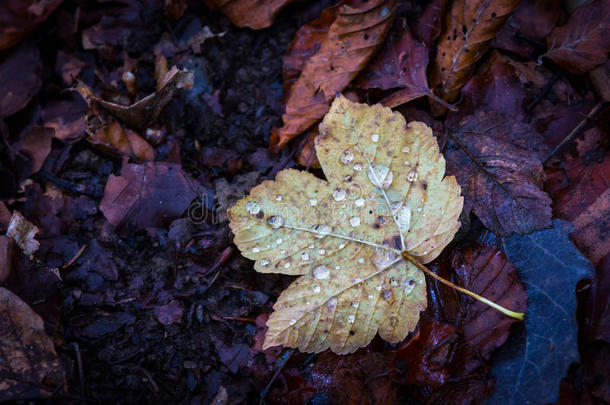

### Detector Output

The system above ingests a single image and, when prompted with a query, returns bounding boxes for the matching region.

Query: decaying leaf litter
[0,0,608,404]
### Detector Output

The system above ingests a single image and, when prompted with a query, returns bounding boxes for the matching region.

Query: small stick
[526,72,560,111]
[72,343,86,397]
[63,244,87,269]
[401,251,525,320]
[259,349,294,405]
[543,101,604,164]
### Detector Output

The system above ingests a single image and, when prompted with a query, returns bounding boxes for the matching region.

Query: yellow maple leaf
[229,96,464,354]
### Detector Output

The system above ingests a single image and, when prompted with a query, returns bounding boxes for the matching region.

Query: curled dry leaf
[542,0,610,74]
[79,66,193,130]
[271,0,397,151]
[430,0,521,112]
[445,111,552,236]
[357,19,453,109]
[6,211,40,256]
[228,96,463,354]
[0,0,63,50]
[88,121,155,162]
[203,0,295,29]
[0,287,65,401]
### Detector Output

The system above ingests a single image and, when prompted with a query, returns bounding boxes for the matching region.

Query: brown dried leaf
[100,162,198,229]
[445,111,552,235]
[357,19,448,109]
[0,0,63,50]
[270,0,397,151]
[0,42,42,118]
[0,236,13,283]
[542,0,610,74]
[203,0,296,29]
[430,0,521,112]
[228,97,463,353]
[6,211,39,256]
[413,0,448,48]
[78,66,193,130]
[88,121,155,162]
[0,287,65,401]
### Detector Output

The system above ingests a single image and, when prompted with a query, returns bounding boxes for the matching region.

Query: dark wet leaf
[357,19,441,108]
[312,350,398,405]
[391,320,458,386]
[0,42,42,118]
[74,312,136,340]
[0,287,65,401]
[268,368,316,405]
[545,151,610,266]
[154,300,184,325]
[487,220,595,404]
[0,0,63,50]
[445,111,552,235]
[0,236,13,282]
[12,126,54,180]
[214,340,250,373]
[542,0,610,74]
[100,162,198,229]
[204,0,295,29]
[412,0,447,48]
[493,0,561,58]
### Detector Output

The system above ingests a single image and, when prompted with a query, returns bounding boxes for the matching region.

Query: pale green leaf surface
[228,96,463,354]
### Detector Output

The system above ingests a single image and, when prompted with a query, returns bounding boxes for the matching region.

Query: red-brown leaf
[203,0,296,29]
[542,0,610,74]
[0,0,63,50]
[100,162,198,229]
[430,0,522,112]
[445,111,552,235]
[412,0,448,48]
[270,0,396,151]
[357,19,441,108]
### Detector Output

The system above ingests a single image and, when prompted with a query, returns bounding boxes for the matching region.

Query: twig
[526,72,560,111]
[63,244,87,269]
[401,251,525,320]
[72,342,86,397]
[543,101,604,164]
[259,349,294,405]
[136,366,159,392]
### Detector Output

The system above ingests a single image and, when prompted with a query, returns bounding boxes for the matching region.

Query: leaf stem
[401,251,525,321]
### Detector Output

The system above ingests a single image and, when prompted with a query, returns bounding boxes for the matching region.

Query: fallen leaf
[214,340,250,373]
[412,0,448,48]
[12,126,55,180]
[88,121,155,162]
[492,0,561,58]
[296,128,322,169]
[0,287,65,401]
[270,0,397,151]
[452,58,526,121]
[357,19,449,109]
[545,151,610,266]
[228,96,463,354]
[154,300,184,325]
[0,236,13,282]
[79,66,193,130]
[6,211,40,256]
[0,0,63,50]
[203,0,296,29]
[542,0,610,74]
[487,220,595,404]
[250,313,283,364]
[447,244,527,374]
[100,161,198,229]
[268,368,316,405]
[445,111,552,236]
[430,0,521,112]
[391,320,458,386]
[41,93,88,141]
[312,350,398,404]
[0,42,42,118]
